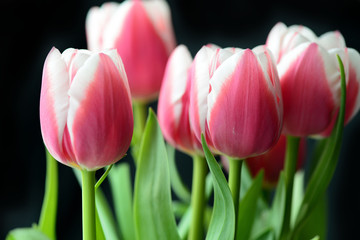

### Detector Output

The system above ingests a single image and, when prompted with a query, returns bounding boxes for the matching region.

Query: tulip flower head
[158,45,202,155]
[86,0,176,102]
[189,45,283,159]
[266,22,360,137]
[40,47,134,170]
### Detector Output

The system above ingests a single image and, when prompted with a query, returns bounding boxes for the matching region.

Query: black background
[1,0,360,239]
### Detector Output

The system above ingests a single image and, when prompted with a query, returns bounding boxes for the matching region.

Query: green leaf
[38,149,58,240]
[108,163,136,240]
[252,228,275,240]
[269,172,286,239]
[201,135,235,240]
[293,55,346,234]
[133,109,180,240]
[167,144,192,203]
[6,228,50,240]
[236,170,264,240]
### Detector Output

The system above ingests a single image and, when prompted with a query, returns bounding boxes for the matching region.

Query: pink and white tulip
[189,45,283,159]
[86,0,176,102]
[158,45,202,155]
[40,47,133,170]
[266,22,360,136]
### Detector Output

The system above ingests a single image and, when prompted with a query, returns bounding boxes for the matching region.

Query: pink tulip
[245,135,306,188]
[40,47,133,170]
[158,45,202,155]
[266,22,360,136]
[86,0,176,102]
[189,45,283,159]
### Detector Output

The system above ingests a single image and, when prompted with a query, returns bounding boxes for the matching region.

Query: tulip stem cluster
[131,102,148,162]
[189,155,208,240]
[81,170,96,240]
[281,136,301,240]
[228,157,244,237]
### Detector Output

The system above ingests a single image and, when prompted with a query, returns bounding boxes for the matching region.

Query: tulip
[245,135,306,188]
[40,47,134,171]
[189,45,283,159]
[86,0,176,102]
[266,22,360,136]
[158,45,202,155]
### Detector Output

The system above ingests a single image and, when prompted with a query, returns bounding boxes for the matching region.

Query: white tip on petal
[347,48,360,121]
[40,47,71,157]
[102,1,133,49]
[266,22,288,62]
[318,31,346,50]
[86,2,119,51]
[142,0,176,53]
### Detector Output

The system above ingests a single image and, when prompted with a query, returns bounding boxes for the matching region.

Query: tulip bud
[158,45,202,155]
[86,0,176,102]
[245,135,306,188]
[40,47,134,170]
[189,45,283,159]
[266,22,360,136]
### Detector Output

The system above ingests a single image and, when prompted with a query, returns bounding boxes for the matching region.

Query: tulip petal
[207,49,282,158]
[68,52,133,170]
[278,43,339,136]
[189,46,215,143]
[40,47,70,164]
[85,2,118,51]
[142,0,176,53]
[104,0,170,100]
[345,48,360,122]
[266,22,288,62]
[318,31,346,51]
[158,45,197,153]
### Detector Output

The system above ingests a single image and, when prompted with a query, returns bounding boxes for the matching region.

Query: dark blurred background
[1,0,360,239]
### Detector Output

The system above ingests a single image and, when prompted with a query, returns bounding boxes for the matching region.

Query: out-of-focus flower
[246,135,306,188]
[157,45,202,155]
[86,0,176,102]
[40,47,133,170]
[189,45,283,159]
[266,22,360,137]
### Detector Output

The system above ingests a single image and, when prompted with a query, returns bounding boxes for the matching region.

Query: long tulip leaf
[133,109,180,240]
[201,135,235,240]
[108,163,136,240]
[236,170,264,240]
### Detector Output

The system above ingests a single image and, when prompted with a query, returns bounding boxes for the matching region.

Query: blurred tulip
[266,22,360,136]
[40,47,133,170]
[246,135,306,188]
[86,0,176,102]
[158,45,202,155]
[189,45,283,159]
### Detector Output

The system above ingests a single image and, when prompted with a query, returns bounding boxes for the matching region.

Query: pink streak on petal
[113,0,169,101]
[208,49,281,158]
[281,43,336,136]
[71,53,133,170]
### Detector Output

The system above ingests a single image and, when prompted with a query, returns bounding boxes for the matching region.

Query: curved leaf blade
[201,135,235,240]
[133,109,180,240]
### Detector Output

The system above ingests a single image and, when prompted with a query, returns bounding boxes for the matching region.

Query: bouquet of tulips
[6,0,360,240]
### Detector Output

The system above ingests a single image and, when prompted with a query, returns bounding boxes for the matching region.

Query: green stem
[280,136,301,240]
[38,149,58,240]
[228,157,243,239]
[188,155,208,240]
[131,102,148,163]
[81,170,96,240]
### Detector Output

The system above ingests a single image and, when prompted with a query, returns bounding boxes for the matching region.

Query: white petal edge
[142,0,176,53]
[42,47,71,151]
